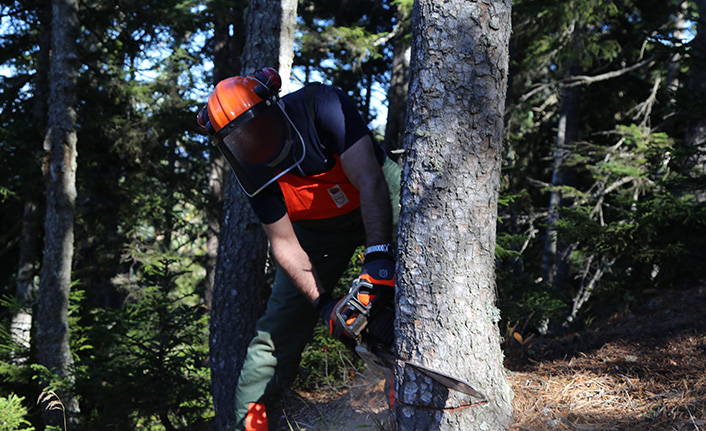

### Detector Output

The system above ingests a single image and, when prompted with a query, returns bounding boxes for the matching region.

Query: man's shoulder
[282,83,336,102]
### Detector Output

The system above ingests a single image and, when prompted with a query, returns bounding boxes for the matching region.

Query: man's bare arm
[262,215,325,304]
[339,135,393,247]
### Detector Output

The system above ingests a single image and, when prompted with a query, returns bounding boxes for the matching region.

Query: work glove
[360,249,396,288]
[359,249,396,346]
[313,292,336,327]
[313,247,397,347]
[313,292,357,348]
[366,298,395,346]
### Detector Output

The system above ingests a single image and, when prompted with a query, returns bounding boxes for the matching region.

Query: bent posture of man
[198,68,399,431]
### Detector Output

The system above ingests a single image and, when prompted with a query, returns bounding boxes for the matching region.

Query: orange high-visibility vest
[277,155,360,222]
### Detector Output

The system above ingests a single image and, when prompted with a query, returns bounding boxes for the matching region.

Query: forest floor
[278,282,706,431]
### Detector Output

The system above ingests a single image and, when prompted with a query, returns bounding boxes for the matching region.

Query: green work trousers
[233,209,366,429]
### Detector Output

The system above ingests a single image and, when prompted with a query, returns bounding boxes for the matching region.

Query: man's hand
[359,249,395,345]
[360,250,395,287]
[314,293,358,348]
[313,292,336,329]
[314,248,396,347]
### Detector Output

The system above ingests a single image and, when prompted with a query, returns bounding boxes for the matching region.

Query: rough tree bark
[394,0,514,430]
[36,0,80,423]
[208,0,297,429]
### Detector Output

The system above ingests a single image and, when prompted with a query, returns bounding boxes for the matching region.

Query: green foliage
[327,26,386,63]
[558,194,706,291]
[496,232,567,331]
[73,259,212,430]
[392,0,413,15]
[501,0,704,332]
[296,0,398,122]
[28,365,75,402]
[0,187,14,203]
[514,0,623,73]
[2,0,706,425]
[495,233,522,261]
[298,324,363,389]
[0,343,37,430]
[544,121,706,321]
[0,394,35,431]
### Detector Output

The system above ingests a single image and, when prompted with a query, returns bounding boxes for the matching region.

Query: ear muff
[253,82,273,99]
[251,67,282,100]
[197,105,215,135]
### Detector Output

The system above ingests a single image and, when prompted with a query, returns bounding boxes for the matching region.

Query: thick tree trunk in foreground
[209,0,297,429]
[210,175,269,431]
[36,0,80,423]
[394,0,514,429]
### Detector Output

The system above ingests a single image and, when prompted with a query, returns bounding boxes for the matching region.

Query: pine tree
[36,0,80,423]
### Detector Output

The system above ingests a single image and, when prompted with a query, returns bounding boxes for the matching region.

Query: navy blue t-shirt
[248,84,385,224]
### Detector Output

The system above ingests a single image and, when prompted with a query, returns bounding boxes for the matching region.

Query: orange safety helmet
[197,68,306,196]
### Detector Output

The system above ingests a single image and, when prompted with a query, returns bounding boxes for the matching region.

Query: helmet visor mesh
[217,102,305,197]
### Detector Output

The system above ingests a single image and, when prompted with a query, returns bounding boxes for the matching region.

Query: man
[198,67,399,430]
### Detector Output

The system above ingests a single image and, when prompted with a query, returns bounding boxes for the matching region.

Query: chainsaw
[333,278,486,400]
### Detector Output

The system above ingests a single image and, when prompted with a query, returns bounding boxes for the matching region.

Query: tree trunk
[383,7,411,159]
[394,1,514,430]
[204,153,229,309]
[208,0,297,429]
[541,66,580,294]
[210,178,269,431]
[665,1,688,100]
[12,0,51,361]
[241,0,297,94]
[36,0,80,423]
[12,202,40,358]
[203,0,247,309]
[207,4,246,424]
[685,0,706,201]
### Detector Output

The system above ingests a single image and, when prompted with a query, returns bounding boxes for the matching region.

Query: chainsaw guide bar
[336,278,487,401]
[355,344,486,400]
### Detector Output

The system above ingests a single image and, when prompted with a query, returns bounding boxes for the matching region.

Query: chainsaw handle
[333,278,375,340]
